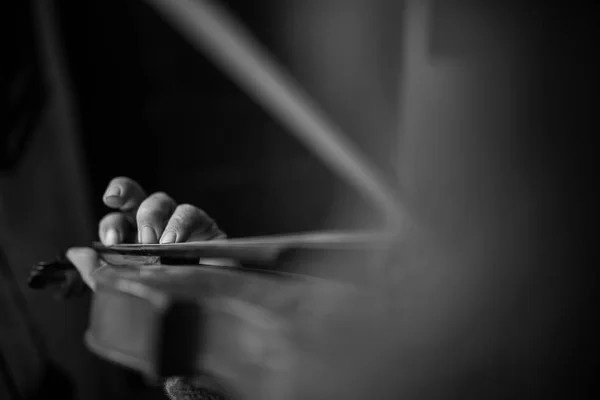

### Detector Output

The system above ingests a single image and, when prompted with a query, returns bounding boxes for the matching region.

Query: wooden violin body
[27,232,397,399]
[85,242,391,400]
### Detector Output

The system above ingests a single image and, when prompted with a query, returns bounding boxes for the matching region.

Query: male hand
[66,176,225,290]
[97,176,224,245]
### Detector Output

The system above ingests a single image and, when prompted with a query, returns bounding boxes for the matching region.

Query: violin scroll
[27,253,89,299]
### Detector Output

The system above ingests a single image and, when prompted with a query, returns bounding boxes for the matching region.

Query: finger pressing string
[99,212,135,245]
[160,204,221,243]
[136,192,178,244]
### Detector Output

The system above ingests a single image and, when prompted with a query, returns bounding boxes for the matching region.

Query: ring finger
[136,192,178,244]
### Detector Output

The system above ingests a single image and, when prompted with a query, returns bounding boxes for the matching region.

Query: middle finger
[136,192,177,243]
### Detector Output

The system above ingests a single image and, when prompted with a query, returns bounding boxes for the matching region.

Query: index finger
[102,176,148,211]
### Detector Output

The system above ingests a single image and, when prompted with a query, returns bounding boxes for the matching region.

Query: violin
[28,232,398,399]
[29,0,406,398]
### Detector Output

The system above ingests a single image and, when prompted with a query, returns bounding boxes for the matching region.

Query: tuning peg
[28,253,89,299]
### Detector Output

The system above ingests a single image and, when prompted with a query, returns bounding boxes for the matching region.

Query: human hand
[66,176,225,290]
[98,176,225,245]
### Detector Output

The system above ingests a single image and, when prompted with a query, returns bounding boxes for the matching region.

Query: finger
[188,224,226,242]
[66,247,99,291]
[99,212,135,245]
[136,192,177,244]
[102,176,147,211]
[160,204,223,243]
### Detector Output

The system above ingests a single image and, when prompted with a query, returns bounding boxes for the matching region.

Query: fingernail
[105,229,119,246]
[103,186,121,199]
[140,226,158,244]
[160,231,177,244]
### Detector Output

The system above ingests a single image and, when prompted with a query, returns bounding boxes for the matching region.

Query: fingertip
[105,177,147,211]
[103,185,124,208]
[103,194,123,208]
[140,226,159,244]
[160,231,177,244]
[104,228,120,246]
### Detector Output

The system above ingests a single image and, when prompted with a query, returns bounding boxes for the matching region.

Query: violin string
[144,0,406,229]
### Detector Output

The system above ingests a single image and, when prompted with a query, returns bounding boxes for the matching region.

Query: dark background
[55,0,400,237]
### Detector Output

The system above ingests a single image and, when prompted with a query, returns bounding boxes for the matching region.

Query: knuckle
[148,191,174,204]
[138,193,175,218]
[169,213,186,226]
[178,203,209,223]
[175,203,198,215]
[136,206,163,222]
[167,205,207,233]
[109,176,133,187]
[169,207,191,225]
